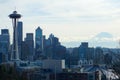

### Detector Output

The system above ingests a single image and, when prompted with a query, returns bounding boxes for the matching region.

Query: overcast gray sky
[0,0,120,47]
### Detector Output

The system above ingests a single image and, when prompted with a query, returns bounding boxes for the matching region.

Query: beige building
[42,59,65,73]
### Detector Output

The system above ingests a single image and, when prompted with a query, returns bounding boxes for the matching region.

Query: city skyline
[0,0,120,48]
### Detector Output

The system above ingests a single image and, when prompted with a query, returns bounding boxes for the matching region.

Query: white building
[78,60,93,67]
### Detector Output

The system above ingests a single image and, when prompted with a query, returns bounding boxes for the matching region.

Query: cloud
[1,0,120,22]
[36,0,120,22]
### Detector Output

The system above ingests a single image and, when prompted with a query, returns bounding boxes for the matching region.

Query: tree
[112,53,120,79]
[0,64,21,80]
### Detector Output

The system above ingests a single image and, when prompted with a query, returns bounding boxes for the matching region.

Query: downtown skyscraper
[35,27,43,55]
[17,21,23,59]
[0,29,10,63]
[23,33,34,61]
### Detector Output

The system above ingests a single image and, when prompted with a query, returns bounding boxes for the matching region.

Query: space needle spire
[9,11,21,60]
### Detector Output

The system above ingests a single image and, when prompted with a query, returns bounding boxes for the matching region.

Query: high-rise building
[17,21,23,59]
[78,42,95,66]
[48,34,60,46]
[94,47,104,64]
[45,34,62,59]
[79,42,88,60]
[24,33,34,61]
[0,29,10,63]
[35,27,43,55]
[78,42,89,66]
[21,41,29,61]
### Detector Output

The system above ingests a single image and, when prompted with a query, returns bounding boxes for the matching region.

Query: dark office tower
[94,47,104,64]
[24,33,34,61]
[17,21,23,59]
[0,29,10,63]
[35,27,43,55]
[21,41,29,61]
[1,29,9,34]
[79,42,88,60]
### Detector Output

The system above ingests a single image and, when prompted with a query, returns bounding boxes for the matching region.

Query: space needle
[9,11,21,61]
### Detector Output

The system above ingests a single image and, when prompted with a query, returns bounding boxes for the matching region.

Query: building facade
[35,27,43,59]
[78,42,94,66]
[17,21,23,59]
[79,42,89,60]
[0,29,10,63]
[24,33,34,61]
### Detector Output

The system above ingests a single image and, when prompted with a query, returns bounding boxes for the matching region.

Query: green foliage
[112,54,120,79]
[112,61,120,79]
[0,64,21,80]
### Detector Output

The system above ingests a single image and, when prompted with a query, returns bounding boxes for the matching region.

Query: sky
[0,0,120,48]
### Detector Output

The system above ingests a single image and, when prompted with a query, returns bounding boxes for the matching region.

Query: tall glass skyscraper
[17,21,23,59]
[35,27,43,54]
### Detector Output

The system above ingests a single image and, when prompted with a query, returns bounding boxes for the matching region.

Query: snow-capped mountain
[89,32,117,48]
[62,32,118,48]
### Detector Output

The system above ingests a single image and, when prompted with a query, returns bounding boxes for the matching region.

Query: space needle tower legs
[9,11,21,61]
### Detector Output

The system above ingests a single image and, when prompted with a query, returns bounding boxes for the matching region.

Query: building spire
[9,10,21,60]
